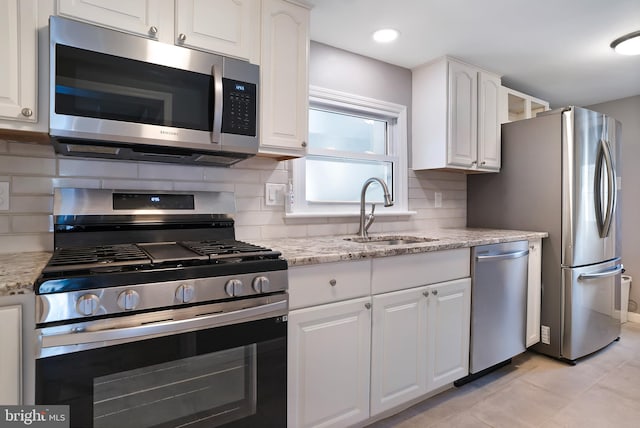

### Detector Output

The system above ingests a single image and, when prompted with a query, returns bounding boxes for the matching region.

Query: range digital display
[113,193,195,210]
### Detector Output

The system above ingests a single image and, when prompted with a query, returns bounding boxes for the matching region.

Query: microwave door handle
[212,64,223,144]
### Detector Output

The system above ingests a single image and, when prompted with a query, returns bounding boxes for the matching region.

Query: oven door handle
[40,299,287,349]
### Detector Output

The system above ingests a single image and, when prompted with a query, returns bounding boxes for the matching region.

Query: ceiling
[305,0,640,108]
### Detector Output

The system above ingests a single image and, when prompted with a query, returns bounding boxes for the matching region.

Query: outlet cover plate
[265,183,286,206]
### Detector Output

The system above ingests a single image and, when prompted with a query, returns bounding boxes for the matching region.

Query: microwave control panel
[221,78,257,137]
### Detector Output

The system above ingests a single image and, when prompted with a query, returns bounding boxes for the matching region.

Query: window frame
[289,86,409,217]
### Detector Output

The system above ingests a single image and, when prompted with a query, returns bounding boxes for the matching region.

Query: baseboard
[628,312,640,323]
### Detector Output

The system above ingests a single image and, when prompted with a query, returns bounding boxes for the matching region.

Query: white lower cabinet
[371,287,427,415]
[288,297,372,428]
[0,305,22,405]
[427,278,471,390]
[370,278,471,416]
[526,238,542,347]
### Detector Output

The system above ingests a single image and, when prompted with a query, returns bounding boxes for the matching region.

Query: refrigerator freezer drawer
[561,259,622,361]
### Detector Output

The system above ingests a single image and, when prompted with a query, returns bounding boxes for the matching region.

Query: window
[290,86,408,216]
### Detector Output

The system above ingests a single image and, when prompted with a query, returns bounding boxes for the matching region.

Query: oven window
[36,317,286,428]
[93,345,256,428]
[55,45,213,131]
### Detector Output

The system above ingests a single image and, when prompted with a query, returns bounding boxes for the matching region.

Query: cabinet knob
[178,33,187,42]
[149,26,158,36]
[480,161,486,165]
[471,160,477,166]
[329,279,337,286]
[301,141,307,148]
[423,291,429,297]
[21,108,33,117]
[431,289,438,295]
[364,302,371,310]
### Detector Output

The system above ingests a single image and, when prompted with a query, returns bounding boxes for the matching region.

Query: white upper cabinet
[258,0,310,158]
[500,86,550,123]
[412,56,501,173]
[0,0,37,123]
[56,0,259,61]
[175,0,259,62]
[477,72,501,170]
[57,0,167,40]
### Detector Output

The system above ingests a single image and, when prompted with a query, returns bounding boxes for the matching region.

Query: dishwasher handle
[475,249,529,262]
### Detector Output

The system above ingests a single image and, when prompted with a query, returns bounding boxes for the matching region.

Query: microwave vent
[66,144,121,155]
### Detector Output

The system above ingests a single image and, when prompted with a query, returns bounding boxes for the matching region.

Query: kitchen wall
[588,95,640,313]
[0,42,466,254]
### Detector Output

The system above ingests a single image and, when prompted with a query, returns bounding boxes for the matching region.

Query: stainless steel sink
[344,235,439,245]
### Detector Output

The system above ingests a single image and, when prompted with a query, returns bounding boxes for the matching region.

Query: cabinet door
[0,305,22,405]
[259,0,309,158]
[526,239,542,347]
[371,287,428,416]
[0,0,37,122]
[57,0,167,40]
[447,60,477,168]
[426,278,471,391]
[477,72,501,171]
[288,297,371,428]
[175,0,259,61]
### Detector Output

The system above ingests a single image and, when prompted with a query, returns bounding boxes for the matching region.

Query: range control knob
[76,294,100,316]
[252,276,271,293]
[117,289,140,311]
[175,283,195,303]
[225,279,244,297]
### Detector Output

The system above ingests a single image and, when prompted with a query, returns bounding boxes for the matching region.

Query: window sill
[284,210,416,220]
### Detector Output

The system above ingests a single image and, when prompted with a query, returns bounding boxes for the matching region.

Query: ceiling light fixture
[610,30,640,55]
[372,28,399,43]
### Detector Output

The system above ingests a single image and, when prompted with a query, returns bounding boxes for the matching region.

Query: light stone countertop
[0,228,548,295]
[0,252,52,296]
[252,228,548,267]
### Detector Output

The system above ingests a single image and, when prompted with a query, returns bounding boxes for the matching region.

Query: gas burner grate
[183,240,282,261]
[46,244,151,271]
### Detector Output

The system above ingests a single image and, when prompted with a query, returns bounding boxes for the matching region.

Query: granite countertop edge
[252,227,548,267]
[0,251,52,297]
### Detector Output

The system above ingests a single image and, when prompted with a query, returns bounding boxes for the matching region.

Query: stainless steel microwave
[49,16,259,166]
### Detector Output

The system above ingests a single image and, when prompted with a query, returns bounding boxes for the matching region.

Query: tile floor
[368,322,640,428]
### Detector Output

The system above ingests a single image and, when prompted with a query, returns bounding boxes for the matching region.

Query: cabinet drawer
[372,248,470,294]
[288,260,371,309]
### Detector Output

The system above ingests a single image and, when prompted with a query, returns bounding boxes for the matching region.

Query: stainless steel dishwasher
[467,240,530,378]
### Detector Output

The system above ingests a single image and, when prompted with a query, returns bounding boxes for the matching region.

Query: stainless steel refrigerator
[467,106,622,363]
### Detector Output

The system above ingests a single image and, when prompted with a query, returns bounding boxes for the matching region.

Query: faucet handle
[364,203,376,232]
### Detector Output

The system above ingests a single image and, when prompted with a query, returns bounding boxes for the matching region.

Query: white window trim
[288,86,413,218]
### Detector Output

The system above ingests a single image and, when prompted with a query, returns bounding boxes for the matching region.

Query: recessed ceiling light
[610,30,640,55]
[373,28,399,43]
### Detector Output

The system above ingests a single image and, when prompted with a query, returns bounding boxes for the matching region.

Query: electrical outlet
[0,182,9,211]
[434,192,442,208]
[265,183,286,206]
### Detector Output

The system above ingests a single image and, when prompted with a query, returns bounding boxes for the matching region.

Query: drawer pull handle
[329,279,337,286]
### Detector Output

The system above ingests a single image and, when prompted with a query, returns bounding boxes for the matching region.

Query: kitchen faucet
[358,177,393,238]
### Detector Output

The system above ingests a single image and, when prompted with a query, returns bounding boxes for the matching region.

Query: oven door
[36,297,287,428]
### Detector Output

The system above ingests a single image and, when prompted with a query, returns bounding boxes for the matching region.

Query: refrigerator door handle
[475,249,529,262]
[578,264,623,281]
[594,139,616,238]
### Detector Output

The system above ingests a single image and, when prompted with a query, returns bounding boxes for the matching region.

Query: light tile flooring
[368,322,640,428]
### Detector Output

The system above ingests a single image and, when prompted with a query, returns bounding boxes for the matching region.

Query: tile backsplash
[0,141,466,253]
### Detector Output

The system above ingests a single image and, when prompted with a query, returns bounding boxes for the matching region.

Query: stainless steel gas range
[34,188,288,428]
